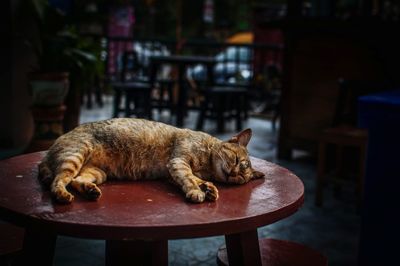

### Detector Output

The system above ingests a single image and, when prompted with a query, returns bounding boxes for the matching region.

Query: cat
[38,118,265,204]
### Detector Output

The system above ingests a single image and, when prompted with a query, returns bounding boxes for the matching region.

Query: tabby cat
[39,118,265,204]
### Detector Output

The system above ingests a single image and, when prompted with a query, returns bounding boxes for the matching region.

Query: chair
[82,73,104,109]
[152,79,175,116]
[261,65,282,131]
[112,51,153,119]
[315,79,388,207]
[196,85,248,133]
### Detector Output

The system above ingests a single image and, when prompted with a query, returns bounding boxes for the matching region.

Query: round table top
[0,152,304,240]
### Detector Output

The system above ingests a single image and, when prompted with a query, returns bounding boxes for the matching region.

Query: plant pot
[26,72,69,152]
[29,72,69,106]
[25,105,67,153]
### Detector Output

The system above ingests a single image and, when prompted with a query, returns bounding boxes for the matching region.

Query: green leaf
[70,49,97,63]
[31,0,48,22]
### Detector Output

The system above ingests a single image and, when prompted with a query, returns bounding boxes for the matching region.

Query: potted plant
[23,0,101,130]
[19,0,102,151]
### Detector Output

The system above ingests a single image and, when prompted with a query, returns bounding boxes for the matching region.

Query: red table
[0,152,325,266]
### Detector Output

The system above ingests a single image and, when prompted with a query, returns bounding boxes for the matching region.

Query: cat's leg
[69,165,107,200]
[51,160,82,203]
[167,158,219,203]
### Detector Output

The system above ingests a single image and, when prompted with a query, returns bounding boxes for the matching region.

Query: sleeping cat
[39,118,265,204]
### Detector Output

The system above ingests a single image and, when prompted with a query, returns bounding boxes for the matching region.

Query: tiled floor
[43,96,361,265]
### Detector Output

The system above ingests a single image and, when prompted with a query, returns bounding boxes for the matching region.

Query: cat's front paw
[81,183,102,200]
[199,182,219,201]
[186,189,206,203]
[54,190,74,204]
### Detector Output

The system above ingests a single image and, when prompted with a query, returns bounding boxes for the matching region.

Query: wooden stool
[196,86,248,133]
[315,125,368,207]
[217,238,328,266]
[315,79,388,208]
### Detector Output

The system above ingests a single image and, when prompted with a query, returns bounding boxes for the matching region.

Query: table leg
[176,65,186,127]
[216,94,225,133]
[315,140,326,206]
[224,229,262,266]
[113,89,122,118]
[105,239,168,266]
[17,225,57,266]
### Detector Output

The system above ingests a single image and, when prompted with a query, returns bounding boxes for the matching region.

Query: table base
[106,239,168,266]
[224,230,262,265]
[16,225,57,266]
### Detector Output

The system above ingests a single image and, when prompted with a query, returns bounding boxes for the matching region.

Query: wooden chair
[315,79,388,207]
[152,79,175,116]
[112,51,153,119]
[196,85,248,133]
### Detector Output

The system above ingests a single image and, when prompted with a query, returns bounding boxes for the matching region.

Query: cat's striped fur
[39,118,264,203]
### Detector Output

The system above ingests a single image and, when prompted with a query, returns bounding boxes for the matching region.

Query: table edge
[0,152,305,240]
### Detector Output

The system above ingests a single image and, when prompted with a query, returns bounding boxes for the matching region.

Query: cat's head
[212,128,265,184]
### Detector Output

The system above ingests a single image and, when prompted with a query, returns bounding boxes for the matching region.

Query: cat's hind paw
[199,182,219,201]
[186,189,206,203]
[70,180,102,201]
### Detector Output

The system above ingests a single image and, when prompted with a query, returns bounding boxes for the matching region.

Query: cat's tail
[39,140,90,203]
[38,160,53,188]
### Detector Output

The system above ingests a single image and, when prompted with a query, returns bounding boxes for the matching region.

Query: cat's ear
[228,128,252,147]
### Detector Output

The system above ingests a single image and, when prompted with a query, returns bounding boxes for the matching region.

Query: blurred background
[2,0,400,265]
[3,0,400,156]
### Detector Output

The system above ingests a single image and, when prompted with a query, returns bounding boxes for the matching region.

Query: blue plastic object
[358,89,400,266]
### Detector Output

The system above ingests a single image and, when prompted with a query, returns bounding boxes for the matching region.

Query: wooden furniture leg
[316,140,326,206]
[224,229,262,266]
[176,65,185,127]
[333,144,343,197]
[235,94,243,131]
[217,95,225,133]
[196,105,206,131]
[124,92,131,117]
[106,239,168,266]
[113,89,122,117]
[144,89,153,120]
[0,223,24,265]
[17,225,57,266]
[218,238,328,266]
[357,144,367,209]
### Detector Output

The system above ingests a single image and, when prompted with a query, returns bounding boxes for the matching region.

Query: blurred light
[241,69,251,79]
